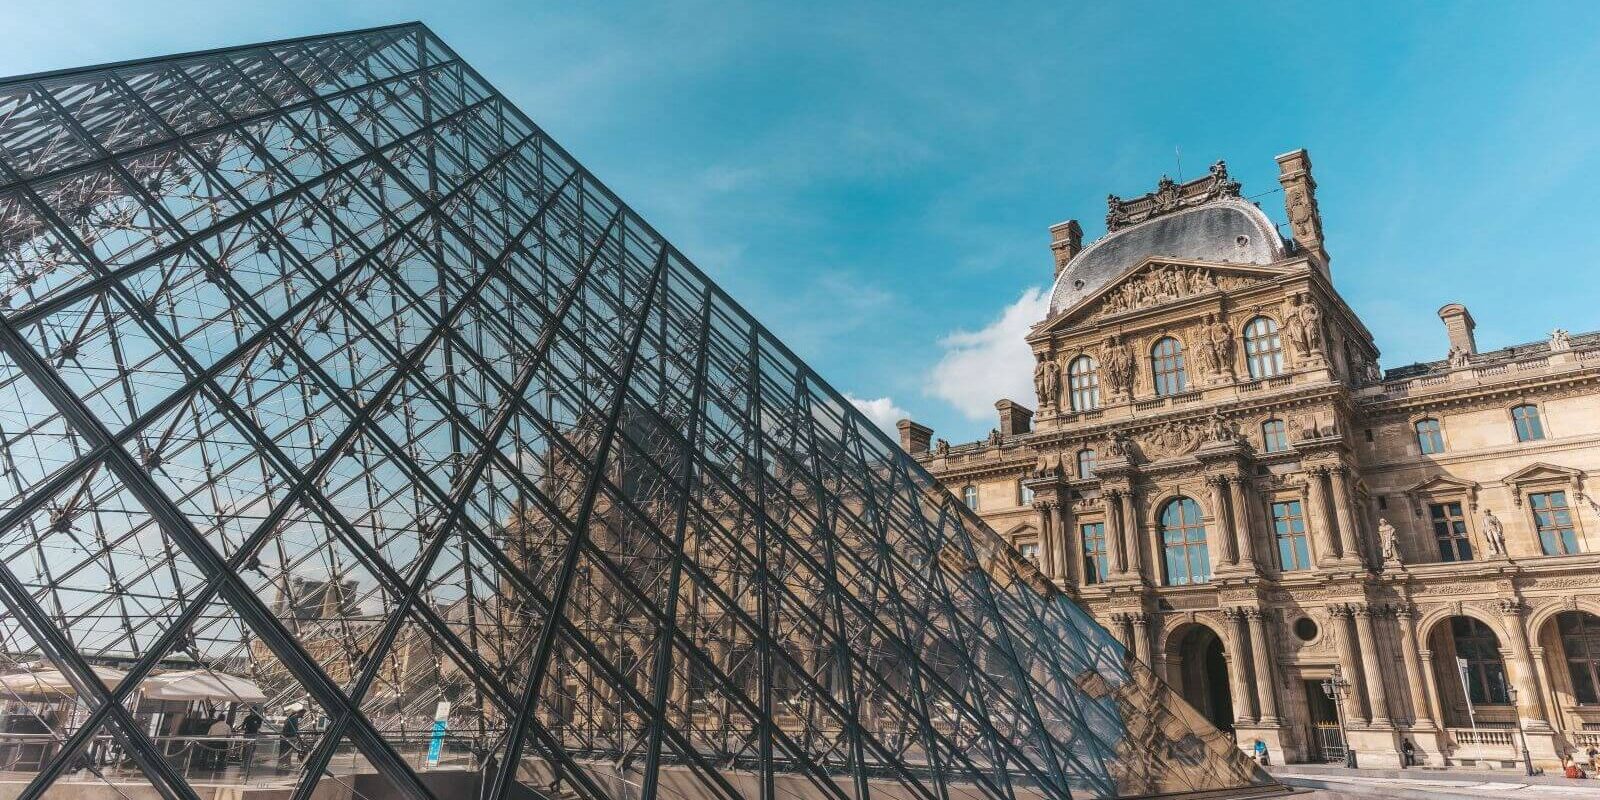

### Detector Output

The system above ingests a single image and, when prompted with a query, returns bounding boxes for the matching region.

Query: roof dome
[1047,198,1285,316]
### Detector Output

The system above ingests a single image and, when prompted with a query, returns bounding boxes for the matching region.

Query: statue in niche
[1034,353,1061,411]
[1482,509,1507,556]
[1378,518,1400,564]
[1283,292,1325,358]
[1101,335,1135,397]
[1105,431,1133,459]
[1206,411,1237,444]
[1199,312,1235,379]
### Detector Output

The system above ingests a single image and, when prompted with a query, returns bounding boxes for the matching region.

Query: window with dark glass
[1243,316,1284,379]
[1452,616,1510,705]
[1272,500,1311,571]
[1512,404,1545,442]
[1018,541,1040,564]
[1081,522,1108,585]
[1018,481,1034,506]
[1261,418,1289,453]
[1531,491,1579,555]
[1557,611,1600,705]
[1160,497,1210,586]
[1068,355,1100,411]
[1077,448,1096,479]
[1429,502,1473,562]
[962,485,978,510]
[1150,337,1188,397]
[1416,418,1444,454]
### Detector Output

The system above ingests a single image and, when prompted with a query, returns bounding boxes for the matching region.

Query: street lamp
[1320,665,1357,769]
[1506,685,1535,776]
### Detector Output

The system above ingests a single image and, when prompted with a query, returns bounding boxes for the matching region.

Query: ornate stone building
[904,150,1600,770]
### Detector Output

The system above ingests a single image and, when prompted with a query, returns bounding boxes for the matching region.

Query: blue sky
[5,1,1599,442]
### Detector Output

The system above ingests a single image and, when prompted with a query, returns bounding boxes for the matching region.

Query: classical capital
[1394,604,1416,620]
[1496,598,1528,617]
[1220,606,1245,621]
[1244,607,1267,621]
[1351,603,1374,619]
[1325,603,1353,619]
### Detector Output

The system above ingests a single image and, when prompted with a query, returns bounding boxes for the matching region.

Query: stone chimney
[994,400,1033,436]
[1438,303,1477,355]
[1049,219,1083,278]
[1276,149,1328,271]
[896,418,933,454]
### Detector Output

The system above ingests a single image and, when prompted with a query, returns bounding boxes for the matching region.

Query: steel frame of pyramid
[0,22,1276,800]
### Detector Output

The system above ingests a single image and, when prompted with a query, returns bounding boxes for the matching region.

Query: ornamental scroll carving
[1137,419,1210,459]
[1099,264,1253,317]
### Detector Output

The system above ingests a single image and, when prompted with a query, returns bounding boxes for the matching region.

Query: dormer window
[1067,355,1100,411]
[1243,316,1284,379]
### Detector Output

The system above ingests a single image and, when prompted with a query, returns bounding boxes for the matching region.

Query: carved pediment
[1401,474,1480,516]
[1041,259,1285,332]
[1502,462,1586,506]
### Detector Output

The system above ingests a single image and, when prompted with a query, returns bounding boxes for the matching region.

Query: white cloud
[845,393,910,435]
[928,286,1050,421]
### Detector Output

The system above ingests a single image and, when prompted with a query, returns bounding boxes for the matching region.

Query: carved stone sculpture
[1199,312,1235,381]
[1205,411,1238,444]
[1482,509,1507,556]
[1105,431,1133,459]
[1034,353,1061,411]
[1378,518,1400,564]
[1446,345,1471,368]
[1100,264,1234,317]
[1105,194,1131,231]
[1102,335,1135,398]
[934,439,949,456]
[1550,328,1572,352]
[1207,159,1241,199]
[1283,292,1325,360]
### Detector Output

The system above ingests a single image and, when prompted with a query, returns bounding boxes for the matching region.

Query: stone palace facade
[902,151,1600,770]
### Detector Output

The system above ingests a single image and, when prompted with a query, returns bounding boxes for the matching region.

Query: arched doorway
[1426,615,1512,728]
[1168,623,1234,732]
[1536,610,1600,734]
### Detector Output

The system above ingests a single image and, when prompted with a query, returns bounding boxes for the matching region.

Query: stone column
[1245,608,1281,725]
[1221,608,1259,724]
[1304,467,1339,566]
[1033,500,1056,580]
[1353,604,1393,727]
[1131,611,1152,665]
[1395,606,1435,728]
[1052,499,1073,583]
[1497,600,1552,730]
[1328,604,1371,723]
[1106,489,1127,576]
[1419,648,1445,730]
[1121,488,1142,580]
[1229,477,1257,569]
[1207,476,1238,568]
[1329,466,1364,565]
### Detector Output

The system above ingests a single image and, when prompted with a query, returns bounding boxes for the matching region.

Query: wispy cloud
[927,286,1048,421]
[846,393,909,435]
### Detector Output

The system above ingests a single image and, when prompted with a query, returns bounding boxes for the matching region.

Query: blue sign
[426,719,447,766]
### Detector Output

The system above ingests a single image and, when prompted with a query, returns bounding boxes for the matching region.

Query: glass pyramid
[0,22,1279,800]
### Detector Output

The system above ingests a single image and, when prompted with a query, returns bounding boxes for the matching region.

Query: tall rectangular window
[1429,502,1473,562]
[1018,541,1040,564]
[963,485,979,510]
[1272,500,1311,571]
[1415,418,1444,454]
[1262,419,1289,453]
[1080,522,1108,585]
[1512,404,1545,442]
[1018,481,1034,507]
[1531,491,1579,555]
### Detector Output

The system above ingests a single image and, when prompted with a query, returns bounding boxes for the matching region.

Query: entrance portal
[1304,679,1344,763]
[1171,624,1234,732]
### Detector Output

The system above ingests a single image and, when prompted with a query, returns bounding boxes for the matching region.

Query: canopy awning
[138,669,266,704]
[0,665,128,700]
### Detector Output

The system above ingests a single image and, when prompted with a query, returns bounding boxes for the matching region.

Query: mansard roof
[1047,197,1286,316]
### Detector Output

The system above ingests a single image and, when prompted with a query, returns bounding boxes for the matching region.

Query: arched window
[962,485,979,510]
[1511,404,1545,442]
[1556,611,1600,705]
[1243,316,1284,379]
[1150,337,1188,396]
[1261,418,1288,453]
[1160,497,1210,586]
[1452,617,1510,704]
[1077,448,1096,479]
[1067,355,1100,411]
[1415,418,1444,454]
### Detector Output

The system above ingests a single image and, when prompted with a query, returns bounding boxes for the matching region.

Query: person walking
[239,706,263,776]
[277,708,307,773]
